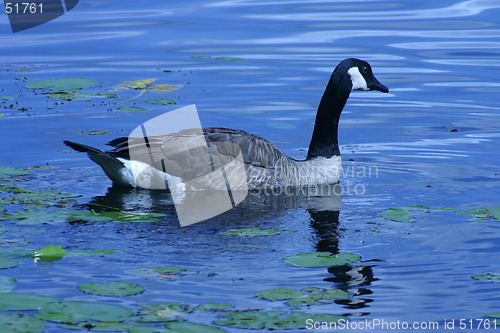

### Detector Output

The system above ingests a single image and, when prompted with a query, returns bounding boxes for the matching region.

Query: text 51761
[5,2,43,14]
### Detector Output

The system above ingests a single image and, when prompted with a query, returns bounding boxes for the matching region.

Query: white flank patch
[348,67,368,91]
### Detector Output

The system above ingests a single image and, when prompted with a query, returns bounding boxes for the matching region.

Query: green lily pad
[0,167,32,179]
[266,122,296,129]
[14,190,76,201]
[78,281,144,297]
[403,205,429,210]
[284,252,361,268]
[112,79,178,92]
[26,165,61,170]
[381,208,411,222]
[2,209,166,225]
[50,91,117,101]
[0,257,19,269]
[114,79,156,90]
[145,98,176,105]
[460,206,500,221]
[25,78,98,91]
[0,275,16,292]
[214,310,346,330]
[486,312,500,318]
[257,288,303,301]
[94,211,167,222]
[117,107,149,111]
[134,302,192,322]
[82,130,110,135]
[257,287,349,307]
[195,302,234,312]
[0,96,14,102]
[220,228,295,237]
[0,313,46,333]
[471,273,500,282]
[0,292,59,310]
[191,56,213,60]
[37,301,133,324]
[32,245,66,262]
[214,57,245,61]
[165,322,227,333]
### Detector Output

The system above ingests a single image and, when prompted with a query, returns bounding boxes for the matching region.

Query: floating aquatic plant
[25,78,98,91]
[284,252,361,268]
[78,281,145,297]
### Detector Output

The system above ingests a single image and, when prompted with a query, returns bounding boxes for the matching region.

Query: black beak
[368,80,389,93]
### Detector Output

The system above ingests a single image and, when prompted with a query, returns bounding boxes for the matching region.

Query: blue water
[2,0,500,332]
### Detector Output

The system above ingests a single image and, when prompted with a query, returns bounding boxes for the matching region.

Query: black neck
[306,71,351,160]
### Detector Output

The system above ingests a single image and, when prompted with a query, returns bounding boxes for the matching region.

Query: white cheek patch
[348,67,368,91]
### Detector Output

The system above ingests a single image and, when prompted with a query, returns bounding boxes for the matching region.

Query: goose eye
[361,66,369,74]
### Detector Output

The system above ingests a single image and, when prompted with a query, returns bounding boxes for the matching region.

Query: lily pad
[82,130,110,135]
[112,79,178,92]
[48,91,117,101]
[26,165,61,170]
[471,273,500,282]
[220,228,295,237]
[191,56,213,60]
[257,287,349,307]
[0,275,16,292]
[0,313,45,333]
[78,281,144,297]
[145,98,176,105]
[0,257,19,269]
[0,167,32,179]
[32,245,66,262]
[117,106,149,111]
[214,57,245,61]
[403,205,429,210]
[459,206,500,221]
[165,322,227,333]
[257,288,303,301]
[0,96,14,102]
[115,79,157,90]
[2,209,166,225]
[284,252,361,268]
[486,312,500,319]
[25,78,98,91]
[214,310,346,330]
[37,300,133,324]
[0,292,59,310]
[134,302,192,322]
[14,190,76,201]
[381,208,411,222]
[266,122,296,129]
[195,302,234,312]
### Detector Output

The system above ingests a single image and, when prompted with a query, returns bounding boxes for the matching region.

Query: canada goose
[64,58,388,191]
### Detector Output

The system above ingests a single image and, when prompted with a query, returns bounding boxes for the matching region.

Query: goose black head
[341,58,389,93]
